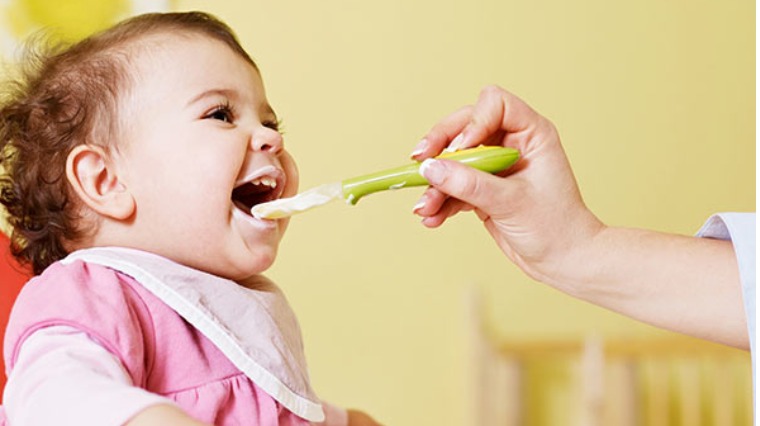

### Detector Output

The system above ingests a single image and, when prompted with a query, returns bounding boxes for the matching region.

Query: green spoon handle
[341,146,520,205]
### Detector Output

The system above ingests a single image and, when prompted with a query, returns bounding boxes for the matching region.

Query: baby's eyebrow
[186,88,238,107]
[262,104,277,119]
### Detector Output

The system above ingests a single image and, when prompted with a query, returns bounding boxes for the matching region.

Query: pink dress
[2,247,326,425]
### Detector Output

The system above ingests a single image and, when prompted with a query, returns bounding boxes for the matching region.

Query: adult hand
[411,86,747,349]
[411,85,603,286]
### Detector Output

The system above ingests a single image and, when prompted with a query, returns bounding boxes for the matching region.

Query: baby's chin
[236,274,277,291]
[222,253,278,285]
[177,250,277,286]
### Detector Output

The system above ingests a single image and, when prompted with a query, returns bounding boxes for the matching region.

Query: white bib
[62,247,324,422]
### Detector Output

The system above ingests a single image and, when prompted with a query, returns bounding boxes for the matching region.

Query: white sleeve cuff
[696,213,756,354]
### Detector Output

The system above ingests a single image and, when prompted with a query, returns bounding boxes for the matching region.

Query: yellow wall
[174,0,753,424]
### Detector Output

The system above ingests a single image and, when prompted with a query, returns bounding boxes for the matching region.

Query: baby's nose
[251,127,283,153]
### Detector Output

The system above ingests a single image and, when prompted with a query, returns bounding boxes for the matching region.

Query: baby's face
[113,33,298,282]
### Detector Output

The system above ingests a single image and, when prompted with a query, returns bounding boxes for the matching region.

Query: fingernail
[445,133,465,152]
[412,196,426,213]
[410,139,428,158]
[419,158,444,185]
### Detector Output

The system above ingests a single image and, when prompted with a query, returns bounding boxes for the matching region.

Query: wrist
[528,210,607,295]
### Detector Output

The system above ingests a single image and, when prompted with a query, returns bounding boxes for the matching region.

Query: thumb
[419,158,511,214]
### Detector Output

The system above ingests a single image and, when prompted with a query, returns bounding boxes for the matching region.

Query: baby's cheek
[279,151,299,197]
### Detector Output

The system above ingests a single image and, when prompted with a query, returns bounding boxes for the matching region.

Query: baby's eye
[204,104,235,123]
[263,118,283,133]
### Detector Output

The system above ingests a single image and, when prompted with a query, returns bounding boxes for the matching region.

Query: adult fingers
[413,186,473,218]
[411,106,471,160]
[412,86,544,161]
[459,86,545,150]
[412,187,447,216]
[419,157,514,216]
[419,196,471,228]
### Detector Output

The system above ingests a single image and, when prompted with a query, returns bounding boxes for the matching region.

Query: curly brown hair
[0,11,256,275]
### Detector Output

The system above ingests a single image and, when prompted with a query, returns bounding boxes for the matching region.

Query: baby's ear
[66,145,135,220]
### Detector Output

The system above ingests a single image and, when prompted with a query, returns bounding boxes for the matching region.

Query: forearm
[552,225,747,348]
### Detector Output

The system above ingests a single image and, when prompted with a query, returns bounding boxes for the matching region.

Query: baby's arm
[322,401,384,426]
[4,326,206,425]
[346,409,384,425]
[127,405,209,425]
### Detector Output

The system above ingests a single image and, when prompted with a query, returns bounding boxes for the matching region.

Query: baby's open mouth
[232,170,284,216]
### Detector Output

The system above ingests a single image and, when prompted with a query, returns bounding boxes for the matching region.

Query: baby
[0,11,380,426]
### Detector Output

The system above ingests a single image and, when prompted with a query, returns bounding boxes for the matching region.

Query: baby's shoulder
[7,259,152,351]
[18,259,140,307]
[5,259,155,383]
